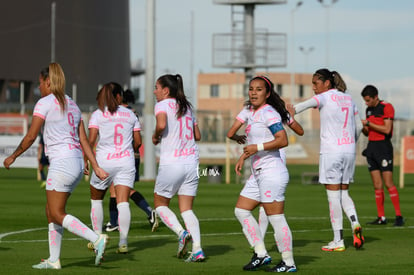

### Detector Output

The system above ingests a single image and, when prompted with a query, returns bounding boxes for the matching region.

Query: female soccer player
[227,75,296,272]
[104,89,158,233]
[293,68,364,251]
[3,63,109,269]
[88,82,141,254]
[152,74,204,262]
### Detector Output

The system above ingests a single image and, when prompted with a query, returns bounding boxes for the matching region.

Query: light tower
[213,0,287,182]
[213,0,287,96]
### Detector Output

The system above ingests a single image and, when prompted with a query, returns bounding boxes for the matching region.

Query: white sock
[235,207,266,257]
[181,210,201,252]
[258,206,269,240]
[268,214,295,266]
[117,202,131,246]
[326,190,343,242]
[90,200,103,233]
[48,223,63,262]
[156,206,184,236]
[242,227,254,247]
[341,189,359,228]
[62,214,98,243]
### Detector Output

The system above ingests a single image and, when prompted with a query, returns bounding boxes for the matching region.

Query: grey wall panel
[0,0,130,105]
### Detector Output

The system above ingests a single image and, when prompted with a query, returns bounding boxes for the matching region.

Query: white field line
[1,217,412,243]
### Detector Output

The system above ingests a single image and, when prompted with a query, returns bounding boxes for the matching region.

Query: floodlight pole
[244,4,255,97]
[317,0,338,67]
[143,0,156,180]
[299,46,315,72]
[51,2,56,62]
[290,1,302,105]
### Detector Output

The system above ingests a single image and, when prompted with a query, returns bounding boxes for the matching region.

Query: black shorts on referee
[362,140,393,172]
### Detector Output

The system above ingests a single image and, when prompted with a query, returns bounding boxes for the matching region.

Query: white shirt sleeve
[353,105,363,141]
[293,97,318,114]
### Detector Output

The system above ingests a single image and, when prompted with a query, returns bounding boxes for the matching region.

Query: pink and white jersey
[33,94,83,161]
[154,98,199,165]
[88,105,140,167]
[236,104,284,170]
[312,89,359,154]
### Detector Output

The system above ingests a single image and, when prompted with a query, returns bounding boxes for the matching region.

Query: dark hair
[157,74,192,118]
[314,68,347,92]
[110,82,124,100]
[361,84,378,98]
[122,89,136,105]
[40,67,49,81]
[246,76,289,124]
[96,82,123,114]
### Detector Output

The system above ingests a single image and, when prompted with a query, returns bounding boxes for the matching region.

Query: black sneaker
[394,216,404,226]
[243,253,272,271]
[266,260,297,273]
[366,216,387,225]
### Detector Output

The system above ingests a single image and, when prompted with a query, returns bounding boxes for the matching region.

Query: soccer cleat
[394,216,404,226]
[243,253,272,271]
[366,216,387,225]
[321,240,346,252]
[266,260,297,273]
[353,224,365,249]
[148,210,159,232]
[116,244,129,254]
[104,222,119,232]
[87,242,95,251]
[177,230,192,258]
[185,250,206,262]
[94,234,108,266]
[32,259,61,270]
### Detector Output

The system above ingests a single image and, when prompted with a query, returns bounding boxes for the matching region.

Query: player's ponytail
[157,74,193,118]
[314,68,347,92]
[48,62,67,112]
[96,82,122,114]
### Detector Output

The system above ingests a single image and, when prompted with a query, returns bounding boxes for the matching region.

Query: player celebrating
[293,68,364,252]
[88,82,141,254]
[228,75,297,272]
[3,63,108,269]
[152,74,204,262]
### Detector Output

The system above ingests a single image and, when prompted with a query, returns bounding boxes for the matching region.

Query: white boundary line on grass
[1,217,412,243]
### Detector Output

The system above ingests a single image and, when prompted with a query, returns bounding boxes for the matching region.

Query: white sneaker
[94,234,109,266]
[321,239,345,252]
[148,210,159,232]
[32,259,61,269]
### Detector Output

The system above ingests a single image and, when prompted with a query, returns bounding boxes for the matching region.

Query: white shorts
[319,153,355,184]
[154,163,199,198]
[46,157,84,193]
[90,164,135,190]
[240,165,289,203]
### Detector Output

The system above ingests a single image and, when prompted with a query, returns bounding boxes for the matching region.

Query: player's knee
[235,207,250,220]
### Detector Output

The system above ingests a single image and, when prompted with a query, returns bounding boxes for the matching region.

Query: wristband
[366,121,370,127]
[257,143,264,151]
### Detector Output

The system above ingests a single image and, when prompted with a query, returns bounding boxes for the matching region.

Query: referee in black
[361,85,404,226]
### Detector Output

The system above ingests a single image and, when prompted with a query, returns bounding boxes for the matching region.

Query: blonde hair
[48,62,67,111]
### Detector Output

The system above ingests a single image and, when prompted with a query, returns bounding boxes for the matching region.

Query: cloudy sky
[130,0,414,119]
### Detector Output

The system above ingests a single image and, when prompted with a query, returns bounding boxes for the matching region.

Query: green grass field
[0,165,413,274]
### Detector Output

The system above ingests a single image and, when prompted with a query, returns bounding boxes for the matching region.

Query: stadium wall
[0,0,130,106]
